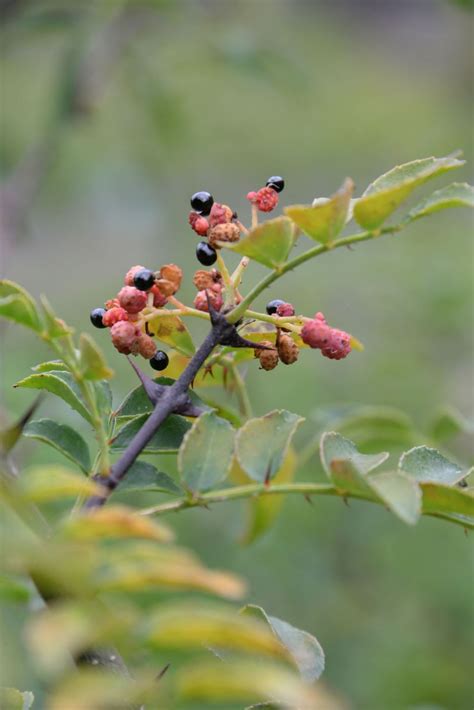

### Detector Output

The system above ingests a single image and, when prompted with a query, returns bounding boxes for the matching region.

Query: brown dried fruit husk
[208,222,240,248]
[193,269,216,291]
[254,340,279,371]
[277,333,299,365]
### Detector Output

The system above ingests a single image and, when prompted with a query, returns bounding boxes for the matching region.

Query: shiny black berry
[266,176,285,193]
[149,350,169,371]
[266,299,286,315]
[90,307,107,328]
[196,241,217,266]
[133,268,155,291]
[191,191,214,216]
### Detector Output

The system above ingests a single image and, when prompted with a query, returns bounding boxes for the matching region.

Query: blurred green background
[1,1,473,708]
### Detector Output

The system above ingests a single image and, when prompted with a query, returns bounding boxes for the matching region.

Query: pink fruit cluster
[189,202,236,238]
[99,264,182,358]
[301,312,352,360]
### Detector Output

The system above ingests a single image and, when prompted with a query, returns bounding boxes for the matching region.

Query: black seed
[133,268,155,291]
[191,191,214,216]
[149,350,169,371]
[196,241,217,266]
[90,307,107,328]
[266,176,285,193]
[266,299,286,315]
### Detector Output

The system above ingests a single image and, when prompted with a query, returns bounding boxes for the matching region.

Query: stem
[243,309,303,334]
[138,481,472,530]
[227,225,401,324]
[84,326,222,508]
[230,362,253,419]
[139,482,353,516]
[231,257,250,288]
[216,252,232,288]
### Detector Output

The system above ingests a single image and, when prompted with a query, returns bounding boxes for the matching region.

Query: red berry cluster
[247,175,285,213]
[301,312,351,360]
[90,264,182,366]
[192,269,225,313]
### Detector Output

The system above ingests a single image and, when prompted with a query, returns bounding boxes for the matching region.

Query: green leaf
[0,574,32,603]
[0,687,34,710]
[14,371,92,424]
[40,295,73,338]
[320,433,421,524]
[0,280,42,332]
[222,216,296,269]
[408,182,474,221]
[239,448,297,545]
[236,410,304,483]
[79,333,114,381]
[369,470,421,525]
[285,178,354,245]
[21,465,103,502]
[23,419,91,474]
[147,314,195,356]
[326,458,375,498]
[178,412,235,492]
[93,380,113,418]
[0,398,43,455]
[320,431,389,477]
[421,483,474,522]
[115,461,181,495]
[111,413,190,453]
[115,376,207,421]
[146,602,286,658]
[353,154,464,230]
[430,406,474,443]
[399,446,468,485]
[32,360,70,373]
[242,605,325,682]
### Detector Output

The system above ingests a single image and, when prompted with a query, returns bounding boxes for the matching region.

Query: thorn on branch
[127,357,165,405]
[156,663,170,682]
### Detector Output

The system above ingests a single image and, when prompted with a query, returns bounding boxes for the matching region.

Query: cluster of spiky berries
[247,175,285,213]
[90,264,183,370]
[301,312,351,360]
[190,177,284,267]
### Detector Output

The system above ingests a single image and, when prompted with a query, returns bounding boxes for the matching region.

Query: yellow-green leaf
[21,465,104,502]
[222,216,296,269]
[0,280,42,332]
[176,659,328,708]
[408,182,474,221]
[0,687,34,710]
[354,154,464,230]
[79,333,114,381]
[285,177,354,245]
[145,602,286,658]
[62,505,174,542]
[147,314,195,356]
[40,295,73,338]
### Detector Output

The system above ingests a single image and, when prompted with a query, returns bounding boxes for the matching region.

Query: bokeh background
[1,0,473,708]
